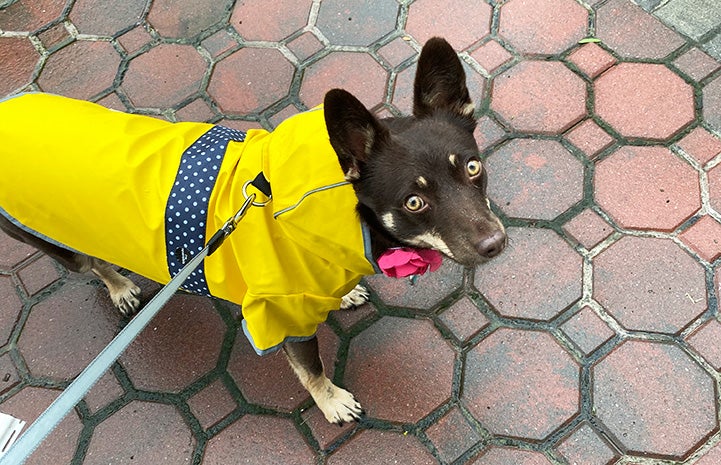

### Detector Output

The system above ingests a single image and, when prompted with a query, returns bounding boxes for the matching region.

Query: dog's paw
[111,283,141,316]
[340,284,370,310]
[314,379,364,425]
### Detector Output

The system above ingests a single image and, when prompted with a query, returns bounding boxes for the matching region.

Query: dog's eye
[466,159,482,179]
[404,195,426,212]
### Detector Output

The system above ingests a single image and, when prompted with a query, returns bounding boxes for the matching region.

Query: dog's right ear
[413,37,475,122]
[324,89,389,181]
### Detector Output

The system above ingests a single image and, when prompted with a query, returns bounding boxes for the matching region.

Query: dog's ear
[324,89,389,180]
[413,37,475,121]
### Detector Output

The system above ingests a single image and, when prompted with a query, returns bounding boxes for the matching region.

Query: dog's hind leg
[340,284,370,310]
[0,215,141,315]
[284,337,364,425]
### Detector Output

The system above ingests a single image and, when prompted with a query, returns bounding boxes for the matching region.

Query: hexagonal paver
[365,259,462,310]
[596,0,685,59]
[470,446,552,465]
[474,227,582,321]
[705,75,721,133]
[594,340,717,459]
[345,317,455,423]
[204,414,315,464]
[18,281,121,381]
[85,400,195,463]
[491,61,586,134]
[70,0,147,36]
[227,324,338,412]
[316,0,398,46]
[498,0,587,55]
[120,294,226,392]
[595,146,701,232]
[299,51,387,109]
[594,236,706,334]
[0,387,83,465]
[230,0,312,42]
[486,139,584,220]
[328,429,436,465]
[0,37,39,95]
[463,329,579,440]
[406,0,491,51]
[208,46,294,115]
[123,43,207,109]
[147,0,232,39]
[37,40,121,100]
[595,63,694,140]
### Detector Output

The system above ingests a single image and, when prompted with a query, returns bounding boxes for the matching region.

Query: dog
[0,37,506,424]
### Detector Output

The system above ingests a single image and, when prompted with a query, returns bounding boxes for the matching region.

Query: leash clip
[242,179,272,207]
[206,193,256,256]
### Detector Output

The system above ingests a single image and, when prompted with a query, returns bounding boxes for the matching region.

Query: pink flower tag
[377,248,443,278]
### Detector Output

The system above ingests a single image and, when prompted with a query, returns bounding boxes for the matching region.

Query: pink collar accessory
[377,247,443,278]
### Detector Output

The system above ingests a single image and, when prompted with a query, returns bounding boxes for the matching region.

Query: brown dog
[0,37,505,424]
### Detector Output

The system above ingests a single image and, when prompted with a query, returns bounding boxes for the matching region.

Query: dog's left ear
[324,89,389,181]
[413,37,475,122]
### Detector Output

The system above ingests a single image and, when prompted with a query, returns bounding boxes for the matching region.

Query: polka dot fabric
[165,125,246,295]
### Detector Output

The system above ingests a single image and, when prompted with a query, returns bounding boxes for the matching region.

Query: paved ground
[2,0,721,464]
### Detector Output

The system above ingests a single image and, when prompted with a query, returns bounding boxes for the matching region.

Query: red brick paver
[3,1,721,464]
[492,60,586,134]
[595,145,701,231]
[593,340,716,459]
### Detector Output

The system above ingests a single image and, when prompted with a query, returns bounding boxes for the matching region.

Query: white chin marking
[381,212,396,232]
[407,232,453,258]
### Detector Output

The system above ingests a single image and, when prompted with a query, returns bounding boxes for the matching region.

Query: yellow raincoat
[0,93,377,354]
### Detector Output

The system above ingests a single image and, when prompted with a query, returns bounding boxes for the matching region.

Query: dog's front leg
[284,337,364,425]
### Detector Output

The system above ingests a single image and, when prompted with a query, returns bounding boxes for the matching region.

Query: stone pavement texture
[2,0,721,464]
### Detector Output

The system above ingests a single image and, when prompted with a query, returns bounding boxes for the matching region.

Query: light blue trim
[272,181,351,218]
[0,91,33,105]
[0,206,84,255]
[241,319,319,356]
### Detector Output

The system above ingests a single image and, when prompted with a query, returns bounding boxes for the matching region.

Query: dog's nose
[477,230,506,259]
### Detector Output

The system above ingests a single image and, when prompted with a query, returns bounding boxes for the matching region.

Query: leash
[0,174,271,465]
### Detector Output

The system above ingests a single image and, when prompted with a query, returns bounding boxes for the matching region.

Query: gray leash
[0,192,259,465]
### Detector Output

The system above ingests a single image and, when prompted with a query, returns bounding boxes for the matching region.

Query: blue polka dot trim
[165,125,246,296]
